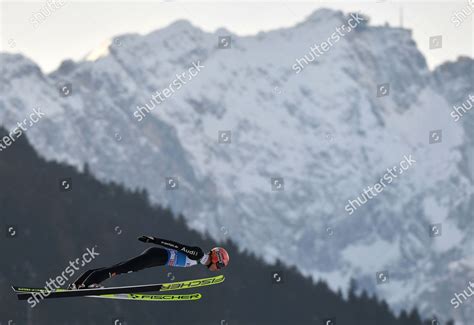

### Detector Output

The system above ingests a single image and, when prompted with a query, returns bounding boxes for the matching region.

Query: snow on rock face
[1,9,472,324]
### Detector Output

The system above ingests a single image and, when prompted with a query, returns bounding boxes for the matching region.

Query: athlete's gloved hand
[138,235,156,243]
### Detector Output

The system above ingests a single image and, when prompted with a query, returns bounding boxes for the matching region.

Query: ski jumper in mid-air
[70,236,230,289]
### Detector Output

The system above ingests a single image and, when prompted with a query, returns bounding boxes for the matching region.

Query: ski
[160,274,224,291]
[15,283,163,300]
[13,275,224,300]
[88,292,202,301]
[13,287,69,294]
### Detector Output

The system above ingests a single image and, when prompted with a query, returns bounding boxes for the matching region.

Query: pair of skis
[12,275,224,302]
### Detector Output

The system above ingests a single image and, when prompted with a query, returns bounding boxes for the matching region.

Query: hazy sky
[0,1,472,72]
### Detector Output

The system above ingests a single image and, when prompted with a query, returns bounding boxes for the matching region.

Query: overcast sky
[1,1,472,72]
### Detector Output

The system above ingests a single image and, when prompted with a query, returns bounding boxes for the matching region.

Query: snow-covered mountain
[1,9,472,324]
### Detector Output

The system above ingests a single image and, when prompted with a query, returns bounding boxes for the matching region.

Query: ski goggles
[215,261,226,270]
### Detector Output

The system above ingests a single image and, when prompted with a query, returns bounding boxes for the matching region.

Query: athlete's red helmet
[209,247,230,270]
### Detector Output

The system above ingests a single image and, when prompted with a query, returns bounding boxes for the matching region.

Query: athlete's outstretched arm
[138,235,205,261]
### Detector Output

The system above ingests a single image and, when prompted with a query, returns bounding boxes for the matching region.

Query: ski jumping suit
[72,237,207,288]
